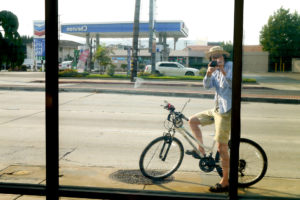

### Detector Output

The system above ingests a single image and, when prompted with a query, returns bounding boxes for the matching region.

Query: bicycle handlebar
[163,102,175,112]
[163,101,189,121]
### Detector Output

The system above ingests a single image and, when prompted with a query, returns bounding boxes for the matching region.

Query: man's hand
[218,64,226,76]
[206,66,216,77]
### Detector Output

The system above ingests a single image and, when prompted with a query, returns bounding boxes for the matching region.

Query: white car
[59,61,73,70]
[144,62,199,76]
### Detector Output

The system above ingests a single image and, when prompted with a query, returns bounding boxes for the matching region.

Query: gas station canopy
[61,21,188,38]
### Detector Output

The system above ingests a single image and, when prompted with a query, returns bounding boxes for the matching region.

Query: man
[187,46,232,193]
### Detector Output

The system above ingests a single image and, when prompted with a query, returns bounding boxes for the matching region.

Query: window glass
[1,0,238,196]
[56,0,233,197]
[0,1,46,185]
[241,0,300,198]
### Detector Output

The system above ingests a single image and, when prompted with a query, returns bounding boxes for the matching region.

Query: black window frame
[0,0,244,199]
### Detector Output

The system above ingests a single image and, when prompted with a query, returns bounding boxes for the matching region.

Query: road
[0,91,299,180]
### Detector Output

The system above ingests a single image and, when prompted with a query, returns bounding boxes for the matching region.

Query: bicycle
[139,100,268,187]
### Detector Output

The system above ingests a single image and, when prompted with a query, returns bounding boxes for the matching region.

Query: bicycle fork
[159,136,173,161]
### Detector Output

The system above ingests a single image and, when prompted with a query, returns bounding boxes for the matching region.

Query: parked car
[59,61,73,70]
[144,62,199,76]
[22,58,34,69]
[36,63,43,70]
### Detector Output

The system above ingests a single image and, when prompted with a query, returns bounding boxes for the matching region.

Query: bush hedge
[58,69,256,83]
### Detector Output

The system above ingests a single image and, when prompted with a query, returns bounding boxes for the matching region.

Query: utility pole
[149,0,156,74]
[131,0,141,82]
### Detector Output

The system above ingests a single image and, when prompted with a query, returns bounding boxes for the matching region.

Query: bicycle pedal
[185,150,201,159]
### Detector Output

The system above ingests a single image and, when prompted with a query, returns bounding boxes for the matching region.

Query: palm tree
[131,0,141,81]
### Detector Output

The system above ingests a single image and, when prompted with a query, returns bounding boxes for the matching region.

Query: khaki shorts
[192,109,231,144]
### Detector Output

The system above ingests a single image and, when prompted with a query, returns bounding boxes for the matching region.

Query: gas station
[61,21,189,63]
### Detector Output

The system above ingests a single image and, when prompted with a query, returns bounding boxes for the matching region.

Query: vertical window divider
[45,0,59,199]
[230,0,244,199]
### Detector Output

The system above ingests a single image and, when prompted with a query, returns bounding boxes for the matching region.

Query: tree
[259,7,300,71]
[0,10,24,69]
[21,35,33,44]
[221,41,233,61]
[93,44,114,74]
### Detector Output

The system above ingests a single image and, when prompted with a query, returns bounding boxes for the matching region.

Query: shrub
[59,69,89,77]
[199,67,207,76]
[138,64,145,71]
[106,64,116,76]
[189,63,209,70]
[19,65,28,71]
[138,72,152,77]
[120,64,128,72]
[242,78,257,83]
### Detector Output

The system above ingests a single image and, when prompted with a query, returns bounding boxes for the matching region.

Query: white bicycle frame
[164,100,217,159]
[175,126,216,158]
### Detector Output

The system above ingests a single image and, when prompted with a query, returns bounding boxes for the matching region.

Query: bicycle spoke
[145,140,162,170]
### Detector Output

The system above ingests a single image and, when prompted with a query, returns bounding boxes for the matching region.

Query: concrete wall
[292,58,300,72]
[243,52,269,73]
[26,44,34,59]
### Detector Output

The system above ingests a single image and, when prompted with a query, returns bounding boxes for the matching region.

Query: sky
[1,0,300,45]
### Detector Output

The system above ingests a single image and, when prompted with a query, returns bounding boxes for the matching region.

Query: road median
[0,84,299,104]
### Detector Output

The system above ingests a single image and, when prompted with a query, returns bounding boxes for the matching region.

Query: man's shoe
[185,149,201,159]
[209,183,229,193]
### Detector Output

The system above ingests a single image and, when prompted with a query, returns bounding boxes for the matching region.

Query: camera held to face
[209,60,218,67]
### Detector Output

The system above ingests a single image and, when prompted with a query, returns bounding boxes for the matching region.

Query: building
[58,40,83,62]
[243,45,269,73]
[109,44,269,73]
[185,45,269,73]
[25,40,82,63]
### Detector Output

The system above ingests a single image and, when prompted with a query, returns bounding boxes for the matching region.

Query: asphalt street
[0,91,299,199]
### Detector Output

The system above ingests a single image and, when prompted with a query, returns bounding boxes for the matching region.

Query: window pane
[0,2,46,185]
[58,0,234,198]
[241,0,300,198]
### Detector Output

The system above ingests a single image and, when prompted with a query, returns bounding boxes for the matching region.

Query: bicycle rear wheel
[139,136,184,180]
[215,138,268,187]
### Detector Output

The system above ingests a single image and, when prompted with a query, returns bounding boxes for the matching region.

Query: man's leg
[209,110,231,192]
[188,116,205,155]
[218,142,229,187]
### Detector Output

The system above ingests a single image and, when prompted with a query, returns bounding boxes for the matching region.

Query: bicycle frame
[173,125,216,158]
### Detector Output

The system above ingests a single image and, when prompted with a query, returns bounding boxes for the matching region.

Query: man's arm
[203,66,216,89]
[219,62,233,88]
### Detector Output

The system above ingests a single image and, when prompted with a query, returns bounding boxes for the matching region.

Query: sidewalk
[0,165,299,199]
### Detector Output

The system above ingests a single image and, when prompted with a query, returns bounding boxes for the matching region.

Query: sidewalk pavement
[0,165,299,199]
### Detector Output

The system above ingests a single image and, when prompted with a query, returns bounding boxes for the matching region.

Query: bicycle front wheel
[139,136,184,180]
[216,138,268,187]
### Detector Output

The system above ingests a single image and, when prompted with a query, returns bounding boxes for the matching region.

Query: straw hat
[206,46,230,58]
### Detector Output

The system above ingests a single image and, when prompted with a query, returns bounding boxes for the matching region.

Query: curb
[0,86,299,104]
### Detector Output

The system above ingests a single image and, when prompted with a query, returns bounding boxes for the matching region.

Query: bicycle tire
[215,138,268,187]
[139,136,184,180]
